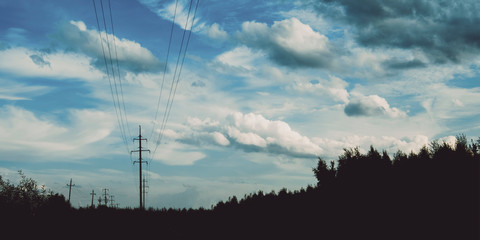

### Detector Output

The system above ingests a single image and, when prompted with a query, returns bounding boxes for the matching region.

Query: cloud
[311,0,480,64]
[344,93,407,118]
[0,105,116,162]
[0,47,103,81]
[169,112,323,158]
[313,134,430,158]
[53,20,163,73]
[292,75,349,103]
[29,54,51,68]
[0,79,50,101]
[205,23,228,41]
[150,142,206,166]
[383,58,427,70]
[4,27,27,45]
[138,0,228,41]
[215,45,265,71]
[236,18,335,69]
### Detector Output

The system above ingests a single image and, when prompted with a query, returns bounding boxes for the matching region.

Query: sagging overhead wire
[151,0,200,159]
[108,0,133,141]
[149,0,179,141]
[92,0,132,154]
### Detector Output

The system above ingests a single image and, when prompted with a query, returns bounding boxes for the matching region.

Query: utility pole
[109,195,115,208]
[90,190,96,208]
[131,125,150,210]
[103,188,109,206]
[66,178,75,204]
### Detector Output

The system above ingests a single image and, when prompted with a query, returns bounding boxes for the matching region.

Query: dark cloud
[383,58,426,70]
[310,0,480,64]
[344,101,381,117]
[344,94,406,118]
[191,81,206,87]
[29,54,51,68]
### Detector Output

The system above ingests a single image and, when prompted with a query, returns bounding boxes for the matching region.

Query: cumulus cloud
[311,0,480,64]
[168,112,323,158]
[54,20,163,73]
[344,93,407,118]
[236,18,336,69]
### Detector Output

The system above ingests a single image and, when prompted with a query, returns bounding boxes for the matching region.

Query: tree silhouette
[1,135,478,239]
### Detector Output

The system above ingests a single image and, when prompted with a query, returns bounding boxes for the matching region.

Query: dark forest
[1,135,478,239]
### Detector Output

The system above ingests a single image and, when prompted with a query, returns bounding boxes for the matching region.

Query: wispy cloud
[0,105,117,162]
[0,79,50,101]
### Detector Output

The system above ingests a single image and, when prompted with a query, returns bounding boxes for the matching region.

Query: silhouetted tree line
[1,135,478,239]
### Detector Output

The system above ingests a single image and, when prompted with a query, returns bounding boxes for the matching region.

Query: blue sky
[1,0,479,209]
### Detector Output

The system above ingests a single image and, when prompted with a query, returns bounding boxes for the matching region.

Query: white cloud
[0,79,50,101]
[150,142,205,166]
[0,105,117,162]
[173,112,323,158]
[205,23,228,41]
[237,18,335,69]
[344,93,407,118]
[313,135,431,158]
[215,46,265,71]
[227,126,267,148]
[211,131,230,146]
[292,75,349,103]
[54,20,163,73]
[0,47,103,81]
[139,0,227,41]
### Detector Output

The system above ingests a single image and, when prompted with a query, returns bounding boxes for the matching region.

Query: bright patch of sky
[0,0,479,209]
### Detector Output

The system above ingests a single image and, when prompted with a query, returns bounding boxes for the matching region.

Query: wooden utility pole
[66,178,75,204]
[90,190,96,208]
[131,125,150,210]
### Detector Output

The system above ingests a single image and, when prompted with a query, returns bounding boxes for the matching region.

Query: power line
[108,0,132,141]
[92,0,130,154]
[149,0,179,141]
[100,0,131,149]
[152,0,200,158]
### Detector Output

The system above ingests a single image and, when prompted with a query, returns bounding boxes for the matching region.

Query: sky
[0,0,479,209]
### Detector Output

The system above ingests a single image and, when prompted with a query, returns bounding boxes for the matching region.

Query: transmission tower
[109,195,115,208]
[90,190,96,208]
[103,188,109,206]
[131,125,150,210]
